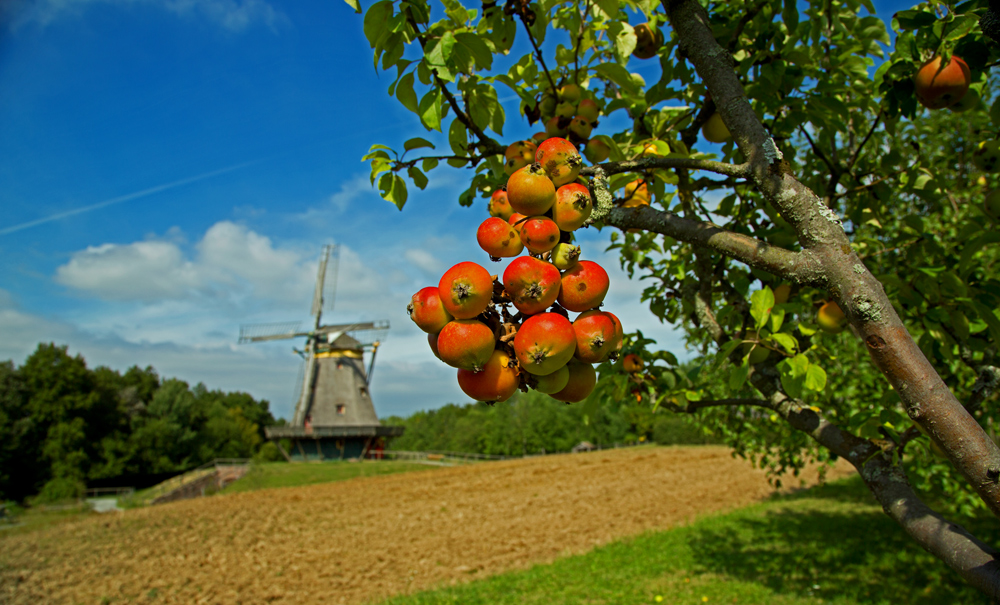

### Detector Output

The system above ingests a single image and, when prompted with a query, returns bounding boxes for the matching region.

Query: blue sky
[0,0,909,421]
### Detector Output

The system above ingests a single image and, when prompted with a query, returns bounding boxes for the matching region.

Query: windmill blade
[238,321,304,344]
[323,244,340,313]
[292,346,318,426]
[310,245,332,324]
[315,320,389,347]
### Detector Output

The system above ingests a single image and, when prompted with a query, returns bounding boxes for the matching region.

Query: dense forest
[383,387,719,457]
[0,343,283,503]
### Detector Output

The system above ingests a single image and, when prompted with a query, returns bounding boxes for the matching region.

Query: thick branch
[746,364,1000,600]
[582,157,749,179]
[602,205,825,285]
[665,0,1000,526]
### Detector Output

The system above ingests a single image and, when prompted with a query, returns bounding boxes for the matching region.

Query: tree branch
[602,205,826,285]
[678,397,770,412]
[581,157,750,179]
[396,154,486,170]
[519,14,558,95]
[745,363,1000,600]
[798,125,839,177]
[845,109,883,174]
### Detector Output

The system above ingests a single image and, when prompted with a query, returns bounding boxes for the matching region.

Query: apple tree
[353,0,1000,596]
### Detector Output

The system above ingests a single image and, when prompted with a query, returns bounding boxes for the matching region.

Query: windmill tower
[240,245,403,461]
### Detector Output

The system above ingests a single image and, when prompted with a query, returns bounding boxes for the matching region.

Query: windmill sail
[310,245,332,324]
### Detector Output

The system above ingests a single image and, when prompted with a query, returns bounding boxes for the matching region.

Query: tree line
[0,343,283,503]
[383,384,720,457]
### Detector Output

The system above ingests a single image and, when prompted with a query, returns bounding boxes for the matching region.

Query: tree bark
[613,0,1000,594]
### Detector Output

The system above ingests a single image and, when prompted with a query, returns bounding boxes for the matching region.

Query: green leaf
[593,64,642,95]
[750,287,775,331]
[342,0,361,14]
[591,0,619,20]
[770,332,798,355]
[729,359,749,391]
[378,173,408,209]
[608,21,636,64]
[455,33,493,71]
[769,307,786,333]
[715,339,744,368]
[404,137,435,152]
[418,89,443,131]
[782,0,798,31]
[363,1,394,48]
[396,72,418,113]
[441,0,470,24]
[448,117,468,156]
[778,356,807,399]
[804,364,827,392]
[971,301,1000,343]
[408,166,428,190]
[892,9,936,31]
[467,83,505,136]
[422,157,439,171]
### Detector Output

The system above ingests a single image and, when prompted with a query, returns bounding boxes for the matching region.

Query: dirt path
[0,446,853,604]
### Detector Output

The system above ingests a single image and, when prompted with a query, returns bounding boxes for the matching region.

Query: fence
[85,487,135,499]
[380,450,509,464]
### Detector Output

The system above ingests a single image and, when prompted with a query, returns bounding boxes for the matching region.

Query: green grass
[0,501,95,536]
[220,459,439,494]
[374,476,997,605]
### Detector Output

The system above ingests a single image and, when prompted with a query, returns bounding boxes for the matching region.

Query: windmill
[240,244,403,461]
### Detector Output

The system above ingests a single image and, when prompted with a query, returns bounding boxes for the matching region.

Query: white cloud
[55,221,315,305]
[56,241,201,301]
[4,0,287,32]
[403,248,442,274]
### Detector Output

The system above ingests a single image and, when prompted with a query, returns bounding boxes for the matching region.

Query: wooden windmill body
[240,245,403,461]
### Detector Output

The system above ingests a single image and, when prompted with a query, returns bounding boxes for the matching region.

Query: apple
[914,55,971,110]
[702,113,730,143]
[817,301,847,334]
[632,23,663,60]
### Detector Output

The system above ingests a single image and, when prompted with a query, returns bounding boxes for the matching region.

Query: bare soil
[0,446,853,604]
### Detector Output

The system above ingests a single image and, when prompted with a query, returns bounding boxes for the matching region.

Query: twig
[519,14,559,96]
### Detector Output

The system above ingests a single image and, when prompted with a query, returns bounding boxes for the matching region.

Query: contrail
[0,160,260,236]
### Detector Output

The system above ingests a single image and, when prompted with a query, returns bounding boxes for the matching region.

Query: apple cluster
[407,137,624,404]
[516,82,614,169]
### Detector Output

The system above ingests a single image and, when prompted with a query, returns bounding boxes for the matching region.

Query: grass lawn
[376,475,997,605]
[0,502,95,536]
[220,459,438,494]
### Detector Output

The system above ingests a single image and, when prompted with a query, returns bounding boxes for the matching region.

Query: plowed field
[1,446,853,604]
